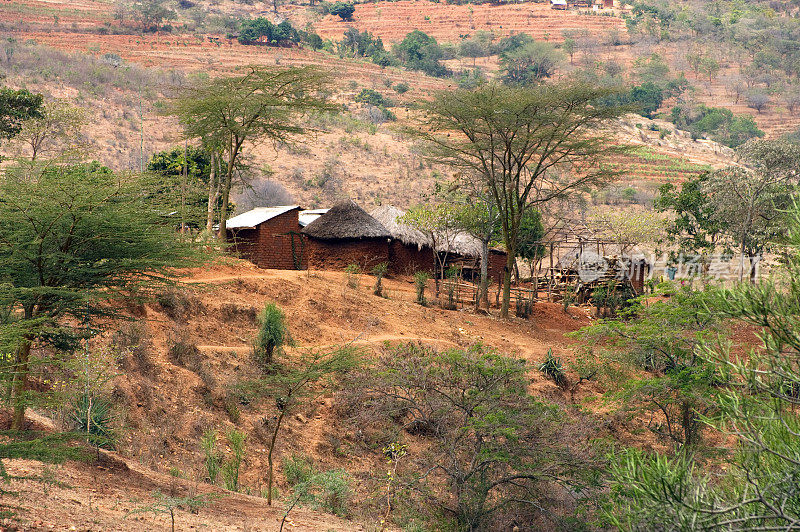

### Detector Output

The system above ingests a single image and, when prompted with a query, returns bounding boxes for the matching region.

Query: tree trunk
[217,141,236,239]
[266,410,285,506]
[749,253,761,283]
[477,238,490,310]
[10,338,32,431]
[681,401,697,447]
[431,246,440,296]
[180,142,188,238]
[206,151,219,235]
[501,250,514,318]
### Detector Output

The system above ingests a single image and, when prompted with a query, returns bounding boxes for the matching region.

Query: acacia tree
[235,344,359,506]
[705,139,800,282]
[499,41,564,86]
[170,66,337,237]
[453,182,501,309]
[0,162,198,430]
[413,82,626,317]
[655,173,729,270]
[400,201,462,295]
[15,99,86,161]
[343,343,593,530]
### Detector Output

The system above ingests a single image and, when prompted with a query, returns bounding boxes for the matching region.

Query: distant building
[225,205,304,270]
[550,0,568,10]
[224,202,507,279]
[301,200,391,271]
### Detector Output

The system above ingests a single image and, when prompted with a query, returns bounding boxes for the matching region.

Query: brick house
[225,205,305,270]
[302,200,391,271]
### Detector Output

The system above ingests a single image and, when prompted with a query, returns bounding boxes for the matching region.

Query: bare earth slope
[5,258,596,530]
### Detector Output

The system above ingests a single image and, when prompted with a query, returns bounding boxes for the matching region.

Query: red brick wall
[388,240,434,276]
[488,250,508,283]
[226,209,305,270]
[305,238,390,271]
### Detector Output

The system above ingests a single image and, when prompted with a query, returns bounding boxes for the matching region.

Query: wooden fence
[438,281,542,309]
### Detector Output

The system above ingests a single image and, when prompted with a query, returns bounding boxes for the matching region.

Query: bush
[220,429,246,492]
[283,453,315,485]
[330,1,355,21]
[69,393,116,449]
[253,303,288,367]
[372,262,388,297]
[354,88,391,108]
[393,30,449,78]
[670,104,764,148]
[538,348,567,387]
[344,263,361,289]
[238,18,300,46]
[200,429,222,484]
[394,82,410,94]
[283,454,352,517]
[414,271,429,306]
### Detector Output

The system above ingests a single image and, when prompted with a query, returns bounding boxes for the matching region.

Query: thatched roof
[370,205,495,258]
[447,232,484,258]
[302,200,390,241]
[370,205,432,250]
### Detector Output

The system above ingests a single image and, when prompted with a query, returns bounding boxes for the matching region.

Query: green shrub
[539,348,567,387]
[344,263,361,289]
[221,429,246,492]
[283,453,315,485]
[283,454,352,518]
[253,303,287,367]
[394,82,410,94]
[314,470,352,517]
[354,88,391,107]
[200,429,222,484]
[69,393,116,449]
[372,262,388,297]
[330,1,355,20]
[414,271,429,306]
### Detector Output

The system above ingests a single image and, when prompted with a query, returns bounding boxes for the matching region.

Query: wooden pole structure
[547,242,554,302]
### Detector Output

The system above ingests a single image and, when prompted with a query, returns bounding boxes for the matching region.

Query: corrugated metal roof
[226,205,300,230]
[298,208,329,227]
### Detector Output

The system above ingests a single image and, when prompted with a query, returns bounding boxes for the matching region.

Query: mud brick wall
[227,209,305,270]
[305,238,390,271]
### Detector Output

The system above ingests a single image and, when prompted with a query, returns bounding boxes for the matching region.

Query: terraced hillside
[303,0,626,44]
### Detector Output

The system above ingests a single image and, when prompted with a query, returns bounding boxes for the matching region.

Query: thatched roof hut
[370,205,432,250]
[302,200,390,241]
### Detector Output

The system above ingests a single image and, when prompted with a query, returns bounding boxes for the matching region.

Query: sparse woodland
[1,0,800,530]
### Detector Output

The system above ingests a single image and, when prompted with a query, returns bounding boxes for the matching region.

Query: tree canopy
[413,82,628,317]
[0,87,43,150]
[499,41,564,86]
[0,161,199,429]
